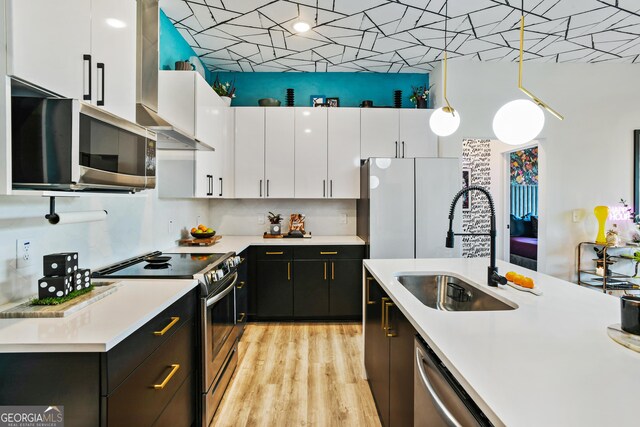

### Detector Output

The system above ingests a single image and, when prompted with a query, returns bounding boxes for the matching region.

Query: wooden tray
[179,235,222,246]
[0,285,119,318]
[263,233,284,239]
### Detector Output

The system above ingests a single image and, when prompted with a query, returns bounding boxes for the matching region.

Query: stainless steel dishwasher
[414,337,493,427]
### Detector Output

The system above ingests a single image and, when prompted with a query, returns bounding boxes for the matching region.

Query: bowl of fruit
[191,224,216,239]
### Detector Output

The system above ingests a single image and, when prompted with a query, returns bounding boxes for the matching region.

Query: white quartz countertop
[167,235,364,254]
[363,258,640,427]
[0,279,197,353]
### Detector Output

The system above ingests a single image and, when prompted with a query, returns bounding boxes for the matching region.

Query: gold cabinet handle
[324,262,327,280]
[266,251,284,255]
[237,281,245,289]
[154,317,180,336]
[237,312,246,322]
[288,262,291,281]
[153,364,180,390]
[366,277,376,305]
[385,302,397,337]
[320,251,337,255]
[331,261,334,280]
[381,297,390,330]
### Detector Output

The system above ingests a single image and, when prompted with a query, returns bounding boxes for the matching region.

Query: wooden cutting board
[179,235,222,246]
[0,284,119,318]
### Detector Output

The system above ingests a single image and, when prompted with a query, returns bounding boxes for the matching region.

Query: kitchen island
[364,257,640,427]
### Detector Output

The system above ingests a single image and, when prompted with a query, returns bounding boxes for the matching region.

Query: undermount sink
[395,274,517,312]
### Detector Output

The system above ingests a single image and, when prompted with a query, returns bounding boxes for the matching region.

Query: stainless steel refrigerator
[357,158,461,259]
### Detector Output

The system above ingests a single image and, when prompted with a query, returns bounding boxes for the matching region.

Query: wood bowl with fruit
[190,224,216,239]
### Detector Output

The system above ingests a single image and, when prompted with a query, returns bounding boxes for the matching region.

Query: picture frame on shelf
[462,169,471,210]
[326,97,340,107]
[310,95,326,107]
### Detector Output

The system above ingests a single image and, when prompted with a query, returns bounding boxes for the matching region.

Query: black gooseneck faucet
[446,185,507,287]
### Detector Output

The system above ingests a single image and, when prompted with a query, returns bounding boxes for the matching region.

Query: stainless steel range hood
[136,0,212,150]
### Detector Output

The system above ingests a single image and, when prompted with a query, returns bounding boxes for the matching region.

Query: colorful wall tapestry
[510,147,538,185]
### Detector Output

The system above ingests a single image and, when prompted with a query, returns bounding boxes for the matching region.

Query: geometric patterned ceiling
[159,0,640,72]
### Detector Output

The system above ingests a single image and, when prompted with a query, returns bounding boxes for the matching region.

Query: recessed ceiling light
[293,21,311,33]
[106,18,127,29]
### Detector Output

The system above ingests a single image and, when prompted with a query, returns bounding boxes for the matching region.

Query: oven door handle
[206,273,238,307]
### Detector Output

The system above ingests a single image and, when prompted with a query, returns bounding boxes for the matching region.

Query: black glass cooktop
[93,252,226,279]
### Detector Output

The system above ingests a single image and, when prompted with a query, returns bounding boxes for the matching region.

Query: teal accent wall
[159,10,428,108]
[214,72,428,108]
[159,9,212,82]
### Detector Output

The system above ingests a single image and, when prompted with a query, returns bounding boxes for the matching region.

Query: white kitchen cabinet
[7,0,91,100]
[265,108,295,198]
[234,108,265,198]
[399,109,437,158]
[158,71,226,150]
[90,0,136,121]
[295,108,328,198]
[328,108,361,198]
[7,0,136,121]
[360,108,437,159]
[360,109,399,159]
[194,151,216,198]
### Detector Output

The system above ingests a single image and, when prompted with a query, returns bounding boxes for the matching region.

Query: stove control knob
[215,269,224,280]
[234,256,241,265]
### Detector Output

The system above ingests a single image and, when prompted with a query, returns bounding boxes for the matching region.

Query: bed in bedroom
[510,214,538,270]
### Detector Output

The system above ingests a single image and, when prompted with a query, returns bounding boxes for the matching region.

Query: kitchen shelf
[577,242,640,295]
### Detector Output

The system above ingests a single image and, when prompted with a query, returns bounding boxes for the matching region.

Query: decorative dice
[73,269,92,291]
[43,252,78,276]
[38,275,72,299]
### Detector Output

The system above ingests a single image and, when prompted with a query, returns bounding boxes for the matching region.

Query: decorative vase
[286,88,294,107]
[594,205,609,244]
[221,96,232,106]
[269,223,281,235]
[416,97,427,109]
[393,90,402,108]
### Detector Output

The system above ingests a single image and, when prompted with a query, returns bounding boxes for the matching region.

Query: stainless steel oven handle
[206,273,238,307]
[415,345,463,427]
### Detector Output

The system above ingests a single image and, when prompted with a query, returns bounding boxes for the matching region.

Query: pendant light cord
[442,0,455,116]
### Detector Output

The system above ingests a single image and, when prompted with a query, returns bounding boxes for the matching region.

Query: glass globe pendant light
[429,0,460,137]
[493,2,563,145]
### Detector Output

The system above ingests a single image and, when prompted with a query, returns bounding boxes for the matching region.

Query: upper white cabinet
[360,109,437,159]
[234,108,265,198]
[158,71,225,151]
[265,109,295,198]
[360,109,399,159]
[328,108,360,198]
[7,0,136,121]
[399,110,438,158]
[295,108,328,198]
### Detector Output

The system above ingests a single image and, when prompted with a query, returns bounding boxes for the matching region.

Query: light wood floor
[212,323,381,427]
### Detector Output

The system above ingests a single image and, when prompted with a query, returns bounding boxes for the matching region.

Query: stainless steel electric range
[93,251,243,426]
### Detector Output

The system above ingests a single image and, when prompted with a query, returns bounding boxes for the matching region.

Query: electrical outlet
[258,215,265,224]
[339,213,348,224]
[16,239,34,269]
[572,209,583,223]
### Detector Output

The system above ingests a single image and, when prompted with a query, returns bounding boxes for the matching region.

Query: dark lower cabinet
[254,245,364,320]
[329,259,362,317]
[364,271,416,427]
[0,290,197,427]
[236,250,249,338]
[256,259,293,318]
[364,276,390,427]
[293,260,329,318]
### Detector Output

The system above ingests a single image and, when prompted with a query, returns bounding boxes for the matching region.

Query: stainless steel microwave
[11,97,156,192]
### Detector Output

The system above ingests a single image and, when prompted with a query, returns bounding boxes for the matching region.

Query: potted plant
[212,74,236,106]
[268,212,282,235]
[409,85,432,109]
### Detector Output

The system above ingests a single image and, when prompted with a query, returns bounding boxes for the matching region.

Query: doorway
[505,145,539,271]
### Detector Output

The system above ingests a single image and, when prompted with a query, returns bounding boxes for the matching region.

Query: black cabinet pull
[323,180,326,197]
[206,175,213,196]
[259,179,263,197]
[83,54,92,101]
[266,179,270,197]
[330,180,333,197]
[219,177,223,197]
[97,63,105,106]
[395,141,398,158]
[402,141,405,158]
